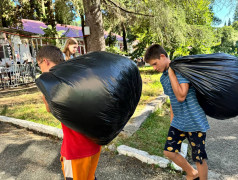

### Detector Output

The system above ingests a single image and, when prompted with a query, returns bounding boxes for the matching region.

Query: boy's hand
[168,67,189,102]
[168,67,174,75]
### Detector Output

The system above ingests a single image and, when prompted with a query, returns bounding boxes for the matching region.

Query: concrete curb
[119,94,189,171]
[117,145,170,168]
[117,144,188,171]
[0,116,63,139]
[117,145,227,180]
[122,94,168,137]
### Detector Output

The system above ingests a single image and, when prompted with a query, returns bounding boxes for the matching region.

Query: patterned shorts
[164,126,207,164]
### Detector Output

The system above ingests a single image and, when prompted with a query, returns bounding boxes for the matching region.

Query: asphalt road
[0,122,183,180]
[0,115,237,180]
[206,116,238,179]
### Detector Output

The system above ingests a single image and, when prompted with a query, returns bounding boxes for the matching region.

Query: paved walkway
[0,122,183,180]
[205,116,238,179]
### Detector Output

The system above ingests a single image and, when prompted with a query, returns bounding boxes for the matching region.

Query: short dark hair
[36,45,64,65]
[144,44,168,63]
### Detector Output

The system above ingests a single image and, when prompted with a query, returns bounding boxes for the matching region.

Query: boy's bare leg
[164,151,198,180]
[196,160,208,180]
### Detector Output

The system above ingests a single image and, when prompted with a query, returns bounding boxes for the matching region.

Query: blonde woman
[62,38,79,61]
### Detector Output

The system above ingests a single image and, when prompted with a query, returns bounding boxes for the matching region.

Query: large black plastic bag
[170,53,238,120]
[36,51,142,145]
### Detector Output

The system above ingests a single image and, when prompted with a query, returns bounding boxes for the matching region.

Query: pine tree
[233,2,238,21]
[228,18,231,26]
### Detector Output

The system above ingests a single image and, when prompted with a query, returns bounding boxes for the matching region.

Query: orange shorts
[60,149,101,180]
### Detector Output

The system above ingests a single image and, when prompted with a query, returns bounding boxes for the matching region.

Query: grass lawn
[132,66,163,117]
[0,92,61,128]
[117,101,171,157]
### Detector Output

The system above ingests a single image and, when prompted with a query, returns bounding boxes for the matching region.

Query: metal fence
[0,64,37,89]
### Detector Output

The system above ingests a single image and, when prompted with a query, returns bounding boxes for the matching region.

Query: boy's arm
[168,67,189,102]
[170,104,174,123]
[42,95,51,112]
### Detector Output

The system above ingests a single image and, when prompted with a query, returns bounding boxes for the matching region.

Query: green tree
[16,0,43,21]
[228,18,232,26]
[102,0,134,53]
[102,0,155,54]
[68,0,89,50]
[105,32,117,47]
[55,0,76,25]
[126,0,216,59]
[212,16,222,26]
[0,0,21,28]
[232,21,238,30]
[234,2,238,21]
[212,25,238,54]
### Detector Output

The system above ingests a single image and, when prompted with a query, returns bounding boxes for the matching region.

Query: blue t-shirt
[63,53,73,60]
[160,70,210,132]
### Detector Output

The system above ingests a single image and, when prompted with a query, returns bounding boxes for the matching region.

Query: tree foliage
[228,18,232,26]
[0,0,21,28]
[1,0,237,55]
[102,0,142,53]
[122,0,217,59]
[234,2,238,21]
[212,25,238,55]
[55,0,76,25]
[232,20,238,30]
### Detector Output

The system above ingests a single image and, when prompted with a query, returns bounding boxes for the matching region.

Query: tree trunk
[42,0,46,17]
[108,31,112,46]
[0,0,5,27]
[0,1,3,27]
[47,0,56,30]
[81,14,88,53]
[30,0,35,20]
[82,0,105,52]
[122,23,127,52]
[45,0,57,43]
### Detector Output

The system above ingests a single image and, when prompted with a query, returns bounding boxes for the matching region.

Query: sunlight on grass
[115,66,170,157]
[118,107,170,157]
[0,102,61,128]
[0,92,42,106]
[132,66,163,118]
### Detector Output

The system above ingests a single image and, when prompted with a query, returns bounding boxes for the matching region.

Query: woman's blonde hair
[63,38,78,60]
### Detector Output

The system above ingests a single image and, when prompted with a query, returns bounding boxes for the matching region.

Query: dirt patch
[0,92,42,107]
[0,83,42,107]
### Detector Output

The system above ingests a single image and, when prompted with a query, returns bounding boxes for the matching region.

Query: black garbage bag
[170,53,238,120]
[36,51,142,145]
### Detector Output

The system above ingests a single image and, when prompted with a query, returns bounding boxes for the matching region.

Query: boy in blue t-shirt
[144,44,210,180]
